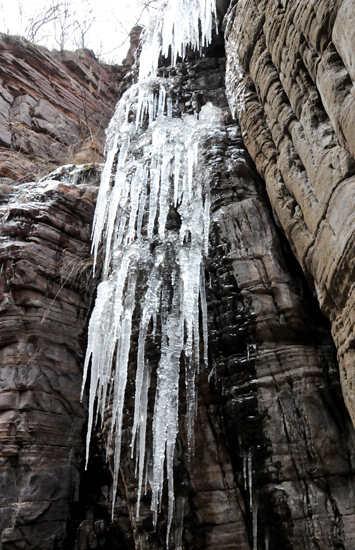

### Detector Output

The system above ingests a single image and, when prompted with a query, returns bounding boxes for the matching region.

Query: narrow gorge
[1,1,355,550]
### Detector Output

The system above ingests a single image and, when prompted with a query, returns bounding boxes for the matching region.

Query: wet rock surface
[206,118,355,550]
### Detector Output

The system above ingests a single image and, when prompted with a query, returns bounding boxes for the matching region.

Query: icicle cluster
[82,80,223,540]
[83,0,219,544]
[139,0,217,80]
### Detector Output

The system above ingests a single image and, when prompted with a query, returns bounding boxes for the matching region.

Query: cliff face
[1,4,355,550]
[0,179,98,549]
[0,36,137,549]
[0,33,131,185]
[224,0,355,429]
[106,54,355,550]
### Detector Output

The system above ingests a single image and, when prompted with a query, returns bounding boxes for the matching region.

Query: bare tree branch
[0,0,159,63]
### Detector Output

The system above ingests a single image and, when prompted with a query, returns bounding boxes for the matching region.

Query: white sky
[0,0,153,64]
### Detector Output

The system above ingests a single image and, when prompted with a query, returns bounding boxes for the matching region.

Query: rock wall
[0,178,97,548]
[71,53,355,550]
[1,4,355,550]
[224,0,355,427]
[0,31,141,185]
[0,35,139,549]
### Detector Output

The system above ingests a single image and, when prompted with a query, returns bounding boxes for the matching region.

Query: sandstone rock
[0,31,142,547]
[1,6,355,550]
[0,32,140,184]
[224,0,355,431]
[0,179,97,549]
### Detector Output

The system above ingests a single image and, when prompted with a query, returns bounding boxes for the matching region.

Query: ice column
[83,76,222,541]
[139,0,218,80]
[83,0,218,542]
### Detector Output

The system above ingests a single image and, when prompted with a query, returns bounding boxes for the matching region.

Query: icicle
[174,496,186,550]
[139,0,218,80]
[248,450,253,511]
[167,96,173,118]
[265,528,270,550]
[242,452,248,491]
[111,267,138,514]
[200,267,208,370]
[253,497,258,550]
[247,450,258,550]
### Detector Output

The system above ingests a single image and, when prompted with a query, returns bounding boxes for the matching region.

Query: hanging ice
[139,0,218,80]
[83,87,222,538]
[82,0,219,544]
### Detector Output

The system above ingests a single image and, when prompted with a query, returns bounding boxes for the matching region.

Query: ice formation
[82,0,218,543]
[247,451,258,550]
[139,0,217,80]
[38,163,103,185]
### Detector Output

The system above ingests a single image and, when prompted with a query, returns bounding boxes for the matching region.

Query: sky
[0,0,154,64]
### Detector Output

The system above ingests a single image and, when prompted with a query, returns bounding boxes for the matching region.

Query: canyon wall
[101,45,355,550]
[224,0,355,428]
[1,3,355,550]
[0,31,139,185]
[0,35,137,549]
[0,177,98,549]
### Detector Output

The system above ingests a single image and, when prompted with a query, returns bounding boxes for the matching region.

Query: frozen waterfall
[139,0,217,80]
[82,0,218,544]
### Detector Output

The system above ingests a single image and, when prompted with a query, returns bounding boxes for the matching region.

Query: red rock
[0,32,140,183]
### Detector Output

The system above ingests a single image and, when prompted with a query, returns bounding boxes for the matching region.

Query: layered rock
[0,31,141,185]
[206,118,355,550]
[0,33,140,549]
[224,0,355,426]
[0,178,97,548]
[1,4,355,550]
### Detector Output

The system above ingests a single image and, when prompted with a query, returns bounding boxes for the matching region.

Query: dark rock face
[1,5,355,550]
[206,120,355,549]
[0,180,97,548]
[224,0,355,429]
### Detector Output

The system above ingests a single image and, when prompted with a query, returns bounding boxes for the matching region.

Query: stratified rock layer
[224,0,355,428]
[0,32,141,184]
[206,118,355,550]
[1,5,355,550]
[0,34,141,548]
[0,180,97,548]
